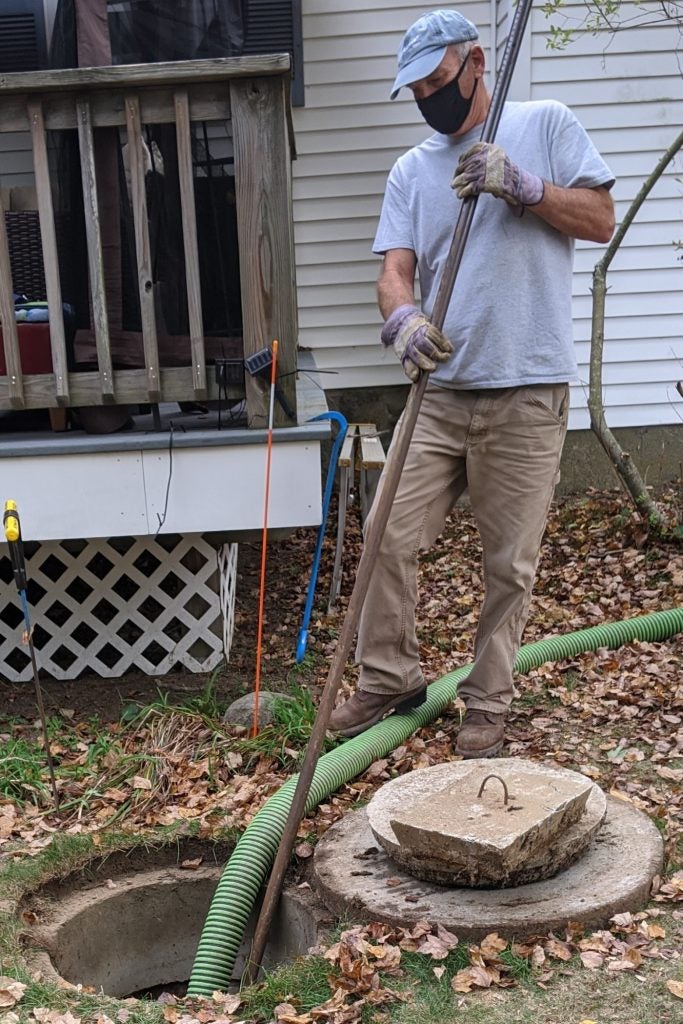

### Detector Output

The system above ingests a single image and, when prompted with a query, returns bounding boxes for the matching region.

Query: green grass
[498,948,534,984]
[120,671,226,725]
[0,712,127,812]
[235,686,340,767]
[243,955,333,1017]
[0,735,52,803]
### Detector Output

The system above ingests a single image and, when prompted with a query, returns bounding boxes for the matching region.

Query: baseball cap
[390,9,479,99]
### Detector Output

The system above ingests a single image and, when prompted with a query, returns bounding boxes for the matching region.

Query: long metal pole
[3,501,60,811]
[245,0,535,982]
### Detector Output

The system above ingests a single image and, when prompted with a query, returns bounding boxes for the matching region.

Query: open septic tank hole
[22,840,330,1000]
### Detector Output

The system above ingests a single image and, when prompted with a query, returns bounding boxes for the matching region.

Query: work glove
[381,304,453,383]
[452,142,544,208]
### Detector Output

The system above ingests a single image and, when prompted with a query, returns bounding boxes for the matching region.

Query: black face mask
[416,52,477,135]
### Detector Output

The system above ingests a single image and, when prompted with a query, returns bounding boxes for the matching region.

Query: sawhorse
[328,422,386,612]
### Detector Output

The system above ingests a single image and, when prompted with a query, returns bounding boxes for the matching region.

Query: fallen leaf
[385,877,402,888]
[531,945,546,968]
[608,789,634,805]
[210,994,242,1014]
[274,1002,311,1024]
[666,980,683,998]
[131,776,152,791]
[610,912,635,930]
[180,858,203,870]
[480,933,507,959]
[0,808,16,839]
[432,967,446,980]
[415,934,452,960]
[450,969,474,994]
[0,980,26,1009]
[544,936,572,961]
[295,843,314,859]
[580,951,604,969]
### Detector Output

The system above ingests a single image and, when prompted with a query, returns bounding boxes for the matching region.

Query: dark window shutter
[0,0,47,73]
[243,0,304,106]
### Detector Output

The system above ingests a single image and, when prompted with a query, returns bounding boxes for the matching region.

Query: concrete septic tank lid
[369,759,605,887]
[313,797,663,941]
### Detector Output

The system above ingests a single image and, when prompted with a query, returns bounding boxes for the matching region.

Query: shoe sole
[455,738,504,759]
[337,685,428,738]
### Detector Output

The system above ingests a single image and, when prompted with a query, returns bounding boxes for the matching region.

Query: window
[243,0,305,106]
[0,0,48,73]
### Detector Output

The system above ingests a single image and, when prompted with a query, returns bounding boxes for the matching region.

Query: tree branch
[589,128,683,530]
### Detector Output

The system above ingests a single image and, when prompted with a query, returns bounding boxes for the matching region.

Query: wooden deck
[0,55,298,428]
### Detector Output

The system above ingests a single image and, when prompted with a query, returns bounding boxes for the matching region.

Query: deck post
[230,75,298,428]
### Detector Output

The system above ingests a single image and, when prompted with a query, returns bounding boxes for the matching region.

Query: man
[329,8,615,757]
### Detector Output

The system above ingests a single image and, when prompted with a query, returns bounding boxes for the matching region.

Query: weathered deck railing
[0,56,298,426]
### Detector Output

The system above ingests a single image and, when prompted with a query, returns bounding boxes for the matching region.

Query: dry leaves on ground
[0,979,26,1009]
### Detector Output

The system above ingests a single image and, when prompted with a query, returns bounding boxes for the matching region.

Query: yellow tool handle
[3,499,27,592]
[3,499,20,543]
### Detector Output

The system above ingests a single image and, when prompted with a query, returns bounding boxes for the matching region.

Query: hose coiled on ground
[188,607,683,995]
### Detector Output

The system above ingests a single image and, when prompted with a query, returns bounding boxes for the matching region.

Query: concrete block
[388,761,593,886]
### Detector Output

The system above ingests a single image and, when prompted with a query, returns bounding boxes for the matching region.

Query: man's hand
[381,304,453,382]
[452,142,544,207]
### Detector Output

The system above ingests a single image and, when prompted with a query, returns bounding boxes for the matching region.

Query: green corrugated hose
[188,607,683,995]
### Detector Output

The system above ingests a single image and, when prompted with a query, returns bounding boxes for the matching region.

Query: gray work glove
[452,142,544,207]
[381,304,453,382]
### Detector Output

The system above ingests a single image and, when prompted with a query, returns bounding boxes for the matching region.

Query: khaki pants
[356,382,569,713]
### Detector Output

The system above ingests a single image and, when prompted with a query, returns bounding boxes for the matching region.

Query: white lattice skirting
[0,535,238,682]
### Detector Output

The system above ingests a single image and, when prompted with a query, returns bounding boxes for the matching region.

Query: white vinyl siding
[0,132,35,188]
[293,0,683,430]
[527,3,682,428]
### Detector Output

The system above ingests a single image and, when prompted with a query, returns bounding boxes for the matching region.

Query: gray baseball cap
[390,9,479,99]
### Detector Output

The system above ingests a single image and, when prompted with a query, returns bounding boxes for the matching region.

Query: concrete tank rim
[313,797,664,942]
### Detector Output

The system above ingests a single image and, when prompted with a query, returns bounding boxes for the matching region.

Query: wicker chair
[5,210,47,301]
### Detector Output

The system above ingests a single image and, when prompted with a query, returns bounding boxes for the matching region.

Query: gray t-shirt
[373,100,614,389]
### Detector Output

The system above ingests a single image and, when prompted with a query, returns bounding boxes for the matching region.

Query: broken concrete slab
[369,759,606,887]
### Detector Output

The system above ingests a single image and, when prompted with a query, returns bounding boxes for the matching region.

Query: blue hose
[296,412,348,662]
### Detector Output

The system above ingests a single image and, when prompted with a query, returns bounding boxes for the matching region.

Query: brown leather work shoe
[329,683,427,738]
[454,709,506,759]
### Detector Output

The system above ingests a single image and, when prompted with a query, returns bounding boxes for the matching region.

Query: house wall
[291,0,683,432]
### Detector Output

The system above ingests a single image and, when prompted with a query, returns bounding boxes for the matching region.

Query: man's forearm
[378,269,416,320]
[530,183,615,243]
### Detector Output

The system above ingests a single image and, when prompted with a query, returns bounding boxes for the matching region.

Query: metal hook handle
[477,773,509,806]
